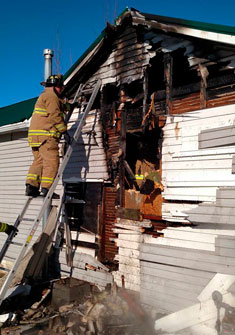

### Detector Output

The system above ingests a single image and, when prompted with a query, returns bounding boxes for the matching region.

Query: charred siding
[87,25,155,86]
[102,186,118,261]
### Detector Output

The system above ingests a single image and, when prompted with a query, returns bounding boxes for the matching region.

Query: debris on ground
[0,277,155,335]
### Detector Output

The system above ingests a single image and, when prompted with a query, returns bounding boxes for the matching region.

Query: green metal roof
[140,11,235,36]
[1,8,235,128]
[0,97,37,127]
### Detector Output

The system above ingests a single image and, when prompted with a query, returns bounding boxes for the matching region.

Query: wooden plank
[143,236,214,251]
[215,236,235,249]
[115,239,140,250]
[141,273,203,295]
[216,187,235,198]
[215,246,235,257]
[162,169,235,182]
[154,292,235,333]
[199,125,235,141]
[114,223,145,232]
[187,213,235,225]
[164,225,235,237]
[115,234,144,243]
[141,260,213,278]
[113,228,141,235]
[198,273,235,302]
[163,158,233,170]
[113,271,140,285]
[140,251,235,274]
[116,218,152,227]
[160,228,217,243]
[140,292,179,313]
[141,280,198,301]
[199,136,235,149]
[119,264,140,275]
[141,262,213,286]
[118,247,140,259]
[114,255,140,267]
[140,243,235,266]
[141,286,195,312]
[186,203,235,216]
[70,232,96,243]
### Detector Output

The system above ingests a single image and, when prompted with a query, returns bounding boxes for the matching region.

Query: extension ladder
[0,79,101,306]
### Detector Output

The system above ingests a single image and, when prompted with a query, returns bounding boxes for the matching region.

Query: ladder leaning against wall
[0,79,102,307]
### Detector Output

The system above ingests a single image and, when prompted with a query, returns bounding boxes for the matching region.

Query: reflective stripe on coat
[28,88,67,147]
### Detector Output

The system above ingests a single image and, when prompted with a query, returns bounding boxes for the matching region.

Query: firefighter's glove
[63,131,71,145]
[69,102,79,110]
[5,224,18,236]
[66,102,79,112]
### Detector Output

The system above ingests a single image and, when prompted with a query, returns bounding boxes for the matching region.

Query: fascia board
[132,16,235,46]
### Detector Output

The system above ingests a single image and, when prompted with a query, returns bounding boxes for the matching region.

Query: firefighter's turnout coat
[26,88,67,189]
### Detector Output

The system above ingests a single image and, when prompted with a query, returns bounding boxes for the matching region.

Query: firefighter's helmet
[41,74,64,87]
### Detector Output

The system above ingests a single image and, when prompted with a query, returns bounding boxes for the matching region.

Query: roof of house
[0,97,37,128]
[1,8,235,128]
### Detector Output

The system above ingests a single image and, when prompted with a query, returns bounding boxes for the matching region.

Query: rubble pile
[0,278,155,335]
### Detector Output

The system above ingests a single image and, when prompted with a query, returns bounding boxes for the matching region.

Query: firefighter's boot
[41,188,60,199]
[25,184,40,197]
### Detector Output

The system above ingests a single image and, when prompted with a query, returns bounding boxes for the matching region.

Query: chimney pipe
[43,49,54,82]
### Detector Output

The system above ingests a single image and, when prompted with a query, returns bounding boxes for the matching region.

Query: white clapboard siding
[215,236,235,257]
[143,235,214,251]
[140,286,196,313]
[140,243,235,275]
[141,261,213,285]
[162,104,235,220]
[199,125,235,149]
[0,131,42,256]
[63,110,108,181]
[118,247,140,259]
[60,263,112,287]
[232,155,235,174]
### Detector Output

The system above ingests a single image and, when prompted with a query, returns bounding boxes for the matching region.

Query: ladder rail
[0,197,32,264]
[64,83,84,124]
[0,79,101,306]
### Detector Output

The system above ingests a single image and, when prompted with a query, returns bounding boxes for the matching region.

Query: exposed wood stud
[143,68,149,122]
[119,105,127,207]
[164,54,173,115]
[198,64,209,109]
[123,160,140,191]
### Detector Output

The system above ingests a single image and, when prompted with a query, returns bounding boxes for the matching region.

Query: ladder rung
[0,267,10,273]
[23,218,34,222]
[6,241,23,247]
[81,88,94,94]
[65,199,85,204]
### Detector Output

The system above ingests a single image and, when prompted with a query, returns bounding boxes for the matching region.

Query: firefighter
[25,74,69,198]
[0,222,18,235]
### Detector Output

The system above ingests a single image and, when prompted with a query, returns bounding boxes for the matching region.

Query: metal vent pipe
[43,49,54,81]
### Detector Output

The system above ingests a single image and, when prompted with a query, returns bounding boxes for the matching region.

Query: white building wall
[161,104,235,222]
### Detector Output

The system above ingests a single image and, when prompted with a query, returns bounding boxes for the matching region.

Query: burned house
[1,8,235,332]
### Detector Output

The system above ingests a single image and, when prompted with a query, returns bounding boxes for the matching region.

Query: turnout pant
[26,137,59,189]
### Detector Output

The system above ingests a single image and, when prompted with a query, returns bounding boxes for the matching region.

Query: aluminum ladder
[0,79,101,306]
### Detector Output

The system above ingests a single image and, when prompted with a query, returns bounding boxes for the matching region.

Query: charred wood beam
[198,64,209,109]
[151,72,235,101]
[143,68,148,122]
[164,54,173,115]
[123,160,140,191]
[119,106,127,207]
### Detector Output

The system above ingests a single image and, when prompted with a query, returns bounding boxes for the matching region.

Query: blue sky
[1,0,235,107]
